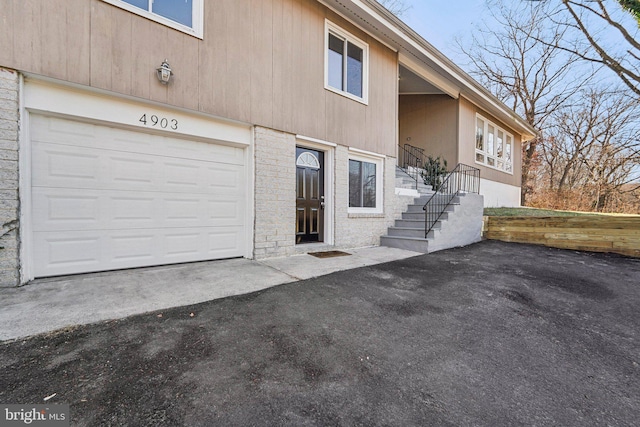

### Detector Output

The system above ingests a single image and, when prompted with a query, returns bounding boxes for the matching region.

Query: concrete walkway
[0,246,420,341]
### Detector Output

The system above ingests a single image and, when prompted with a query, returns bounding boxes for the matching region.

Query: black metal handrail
[398,144,426,189]
[423,163,480,236]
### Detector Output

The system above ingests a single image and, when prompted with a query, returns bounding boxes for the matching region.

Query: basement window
[348,151,383,213]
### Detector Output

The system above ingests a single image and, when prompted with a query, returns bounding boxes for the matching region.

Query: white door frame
[296,135,336,246]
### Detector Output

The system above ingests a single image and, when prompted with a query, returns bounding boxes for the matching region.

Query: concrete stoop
[381,188,484,253]
[394,166,432,194]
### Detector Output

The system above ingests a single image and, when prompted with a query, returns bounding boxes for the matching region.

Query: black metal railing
[398,144,427,189]
[423,163,480,236]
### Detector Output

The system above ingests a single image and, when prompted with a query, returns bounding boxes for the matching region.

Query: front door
[296,147,324,244]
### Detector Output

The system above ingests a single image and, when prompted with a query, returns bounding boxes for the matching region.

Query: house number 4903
[139,114,178,130]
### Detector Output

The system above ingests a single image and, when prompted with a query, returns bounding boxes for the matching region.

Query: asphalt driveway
[1,240,639,426]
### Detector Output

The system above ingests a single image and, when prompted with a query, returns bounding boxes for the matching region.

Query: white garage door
[30,114,248,277]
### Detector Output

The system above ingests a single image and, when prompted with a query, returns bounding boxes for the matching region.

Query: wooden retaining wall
[483,216,640,258]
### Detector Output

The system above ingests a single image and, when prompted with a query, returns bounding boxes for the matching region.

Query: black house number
[139,114,178,130]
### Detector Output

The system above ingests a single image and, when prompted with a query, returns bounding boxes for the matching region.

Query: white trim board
[23,79,252,147]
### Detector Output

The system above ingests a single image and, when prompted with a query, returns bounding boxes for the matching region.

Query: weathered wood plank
[90,1,113,90]
[488,226,640,239]
[250,0,274,128]
[0,1,15,68]
[484,216,640,258]
[67,0,91,85]
[41,0,68,81]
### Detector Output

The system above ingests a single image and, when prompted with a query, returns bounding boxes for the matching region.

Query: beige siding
[398,94,458,165]
[0,0,398,155]
[459,97,522,187]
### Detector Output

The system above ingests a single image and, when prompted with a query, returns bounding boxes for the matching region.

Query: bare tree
[561,0,640,96]
[536,88,640,211]
[528,0,640,96]
[376,0,412,17]
[456,0,592,204]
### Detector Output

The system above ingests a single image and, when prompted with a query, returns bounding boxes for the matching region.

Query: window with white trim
[102,0,204,38]
[475,114,513,174]
[325,21,369,104]
[348,153,383,213]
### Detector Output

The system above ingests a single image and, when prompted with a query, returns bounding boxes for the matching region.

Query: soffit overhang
[318,0,537,140]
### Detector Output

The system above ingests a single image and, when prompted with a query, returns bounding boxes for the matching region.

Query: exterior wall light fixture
[156,59,173,85]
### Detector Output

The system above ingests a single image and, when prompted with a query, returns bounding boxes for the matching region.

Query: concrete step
[394,218,442,229]
[395,179,417,189]
[396,168,431,187]
[396,181,432,190]
[387,224,441,239]
[380,235,430,253]
[414,195,460,205]
[402,211,449,221]
[405,203,455,214]
[396,176,413,183]
[387,227,426,238]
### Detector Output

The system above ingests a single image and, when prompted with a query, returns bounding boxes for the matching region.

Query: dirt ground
[1,240,639,426]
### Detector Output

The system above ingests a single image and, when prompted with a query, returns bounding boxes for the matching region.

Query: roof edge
[355,0,538,140]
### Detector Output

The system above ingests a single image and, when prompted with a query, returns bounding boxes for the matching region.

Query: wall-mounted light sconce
[156,59,173,85]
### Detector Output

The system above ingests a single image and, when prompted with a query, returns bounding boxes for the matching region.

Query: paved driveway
[1,241,639,426]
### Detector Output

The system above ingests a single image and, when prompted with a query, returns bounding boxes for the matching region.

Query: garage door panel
[162,135,245,165]
[164,163,201,188]
[33,188,245,231]
[110,196,156,225]
[33,141,245,196]
[31,115,245,165]
[165,232,202,257]
[44,194,100,224]
[205,165,245,190]
[33,234,103,273]
[111,157,156,185]
[34,148,101,183]
[208,230,244,255]
[110,234,157,262]
[33,226,246,277]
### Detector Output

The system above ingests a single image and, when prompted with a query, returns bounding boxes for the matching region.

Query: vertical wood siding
[398,94,459,165]
[0,0,398,155]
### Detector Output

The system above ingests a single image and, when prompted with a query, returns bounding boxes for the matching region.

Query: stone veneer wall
[253,126,297,259]
[0,68,20,287]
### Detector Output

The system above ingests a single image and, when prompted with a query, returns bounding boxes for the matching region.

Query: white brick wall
[254,126,409,259]
[253,127,297,259]
[0,68,19,287]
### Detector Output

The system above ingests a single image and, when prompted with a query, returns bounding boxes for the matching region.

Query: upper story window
[325,21,369,104]
[475,114,513,174]
[102,0,204,38]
